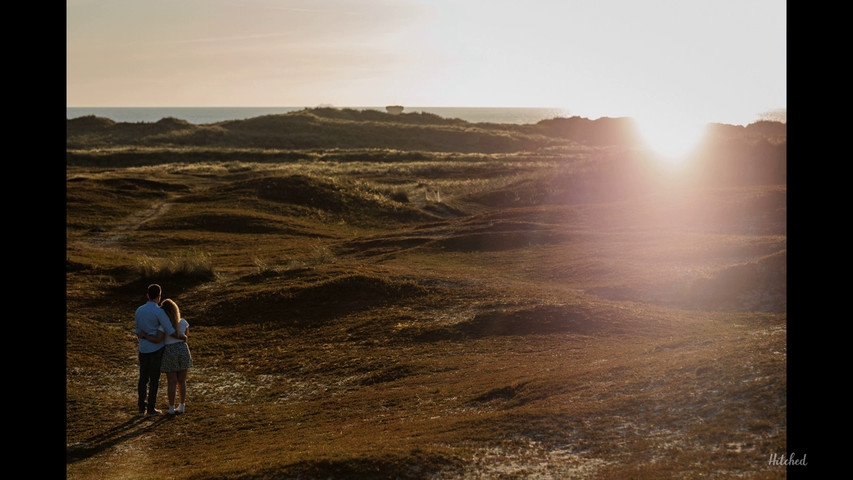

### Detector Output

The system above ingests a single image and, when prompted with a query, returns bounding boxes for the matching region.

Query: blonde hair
[160,298,181,333]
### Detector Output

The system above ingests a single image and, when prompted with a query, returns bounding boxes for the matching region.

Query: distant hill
[688,121,787,185]
[67,107,786,152]
[67,108,564,153]
[704,121,786,143]
[69,107,785,153]
[67,108,786,186]
[532,116,644,146]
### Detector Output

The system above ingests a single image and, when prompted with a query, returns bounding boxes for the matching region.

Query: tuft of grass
[136,250,216,282]
[252,244,335,276]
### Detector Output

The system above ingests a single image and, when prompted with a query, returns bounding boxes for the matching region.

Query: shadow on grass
[66,414,174,464]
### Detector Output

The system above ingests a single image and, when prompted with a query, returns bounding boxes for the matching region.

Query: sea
[65,106,786,126]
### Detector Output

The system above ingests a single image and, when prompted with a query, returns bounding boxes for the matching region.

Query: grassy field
[66,112,787,479]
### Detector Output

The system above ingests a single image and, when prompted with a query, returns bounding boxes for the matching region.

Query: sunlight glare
[636,113,708,165]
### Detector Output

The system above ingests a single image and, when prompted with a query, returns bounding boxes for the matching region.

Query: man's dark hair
[147,284,162,299]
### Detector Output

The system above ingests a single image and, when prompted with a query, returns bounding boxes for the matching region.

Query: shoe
[138,409,146,417]
[177,404,185,414]
[146,409,162,417]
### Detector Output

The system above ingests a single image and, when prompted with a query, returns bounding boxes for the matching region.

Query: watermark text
[768,452,807,466]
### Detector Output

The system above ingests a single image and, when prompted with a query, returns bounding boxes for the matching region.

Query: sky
[67,0,786,126]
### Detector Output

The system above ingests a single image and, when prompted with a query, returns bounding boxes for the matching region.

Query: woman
[158,298,193,414]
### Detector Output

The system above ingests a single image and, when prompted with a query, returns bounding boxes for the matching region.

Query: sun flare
[636,113,708,165]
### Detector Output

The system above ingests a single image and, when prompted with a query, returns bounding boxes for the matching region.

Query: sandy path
[73,195,178,253]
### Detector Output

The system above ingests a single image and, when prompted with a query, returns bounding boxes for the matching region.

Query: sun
[635,113,708,165]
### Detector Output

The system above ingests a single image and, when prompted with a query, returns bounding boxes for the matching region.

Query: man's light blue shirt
[135,301,176,353]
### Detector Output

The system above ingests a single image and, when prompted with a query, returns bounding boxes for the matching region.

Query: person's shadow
[66,415,174,463]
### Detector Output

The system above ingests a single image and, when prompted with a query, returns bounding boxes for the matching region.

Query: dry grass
[67,143,787,479]
[136,250,216,282]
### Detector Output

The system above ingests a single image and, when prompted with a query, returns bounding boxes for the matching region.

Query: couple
[135,283,193,417]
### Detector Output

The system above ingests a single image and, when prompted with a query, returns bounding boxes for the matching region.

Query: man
[135,284,176,417]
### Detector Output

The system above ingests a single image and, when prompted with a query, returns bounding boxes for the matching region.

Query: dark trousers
[138,348,164,412]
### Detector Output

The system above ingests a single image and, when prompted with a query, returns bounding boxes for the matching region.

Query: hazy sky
[67,0,786,125]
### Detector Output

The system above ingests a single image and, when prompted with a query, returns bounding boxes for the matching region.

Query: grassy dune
[66,112,786,479]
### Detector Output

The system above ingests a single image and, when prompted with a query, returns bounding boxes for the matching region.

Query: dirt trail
[74,195,178,253]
